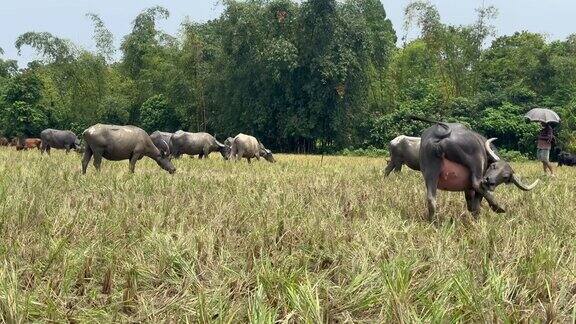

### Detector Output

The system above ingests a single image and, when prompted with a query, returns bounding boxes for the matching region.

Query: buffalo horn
[485,138,501,162]
[511,175,539,191]
[161,139,170,156]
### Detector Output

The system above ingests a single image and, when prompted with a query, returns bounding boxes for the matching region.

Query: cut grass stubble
[0,149,575,322]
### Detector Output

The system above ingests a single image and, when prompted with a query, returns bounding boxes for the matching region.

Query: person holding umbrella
[537,122,555,176]
[525,108,560,177]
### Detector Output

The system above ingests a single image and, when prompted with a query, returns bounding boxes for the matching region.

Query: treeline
[0,0,575,155]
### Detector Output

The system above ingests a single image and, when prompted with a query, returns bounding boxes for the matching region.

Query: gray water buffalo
[150,131,173,156]
[82,124,175,174]
[40,129,81,154]
[229,133,275,163]
[416,117,538,220]
[170,131,227,159]
[384,135,421,176]
[223,137,235,158]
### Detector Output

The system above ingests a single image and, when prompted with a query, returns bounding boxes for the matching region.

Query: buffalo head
[482,138,538,192]
[261,148,276,163]
[216,141,230,160]
[157,149,176,174]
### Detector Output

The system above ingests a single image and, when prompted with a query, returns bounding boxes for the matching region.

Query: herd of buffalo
[5,120,573,220]
[6,124,276,174]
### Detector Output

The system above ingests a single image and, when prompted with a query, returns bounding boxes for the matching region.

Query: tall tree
[120,6,169,79]
[86,13,116,62]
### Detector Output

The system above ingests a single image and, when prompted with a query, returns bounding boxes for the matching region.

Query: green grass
[0,148,575,322]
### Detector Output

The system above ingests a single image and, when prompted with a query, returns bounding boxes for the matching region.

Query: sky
[0,0,574,66]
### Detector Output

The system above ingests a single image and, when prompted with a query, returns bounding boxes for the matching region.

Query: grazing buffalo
[0,137,8,146]
[170,131,227,159]
[417,117,538,220]
[150,131,173,157]
[557,151,576,166]
[384,135,421,176]
[17,138,42,151]
[228,133,275,163]
[224,137,235,147]
[82,124,176,174]
[223,137,235,158]
[40,129,81,154]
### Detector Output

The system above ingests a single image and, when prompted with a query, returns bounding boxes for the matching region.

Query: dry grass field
[0,148,575,322]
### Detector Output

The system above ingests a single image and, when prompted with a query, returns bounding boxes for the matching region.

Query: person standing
[537,122,555,176]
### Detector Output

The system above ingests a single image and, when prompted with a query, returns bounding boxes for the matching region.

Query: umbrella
[524,108,561,124]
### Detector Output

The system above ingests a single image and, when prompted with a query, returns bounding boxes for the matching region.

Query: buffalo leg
[460,155,506,213]
[82,147,93,174]
[422,159,442,221]
[93,152,103,171]
[129,154,140,173]
[425,176,439,221]
[470,178,504,213]
[465,190,483,219]
[65,145,70,154]
[384,161,402,177]
[236,148,245,162]
[482,191,504,213]
[469,175,504,213]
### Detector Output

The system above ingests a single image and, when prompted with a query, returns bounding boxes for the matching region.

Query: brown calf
[16,138,42,151]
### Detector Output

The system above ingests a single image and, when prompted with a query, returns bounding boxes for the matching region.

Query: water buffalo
[228,133,275,163]
[17,138,42,151]
[82,124,176,174]
[417,117,538,220]
[557,151,576,166]
[150,131,173,157]
[9,137,19,147]
[170,131,227,159]
[384,135,421,176]
[40,129,80,154]
[223,137,235,158]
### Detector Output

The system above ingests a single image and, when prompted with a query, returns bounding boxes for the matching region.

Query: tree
[15,32,75,63]
[1,73,47,137]
[86,13,116,62]
[0,59,17,79]
[1,1,574,157]
[121,6,169,79]
[139,94,177,132]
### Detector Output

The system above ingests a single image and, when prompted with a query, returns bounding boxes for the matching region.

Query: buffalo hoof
[490,204,505,213]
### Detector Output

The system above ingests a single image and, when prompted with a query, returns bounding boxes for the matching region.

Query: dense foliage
[0,0,575,156]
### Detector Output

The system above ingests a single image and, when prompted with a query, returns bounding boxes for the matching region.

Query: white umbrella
[524,108,561,124]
